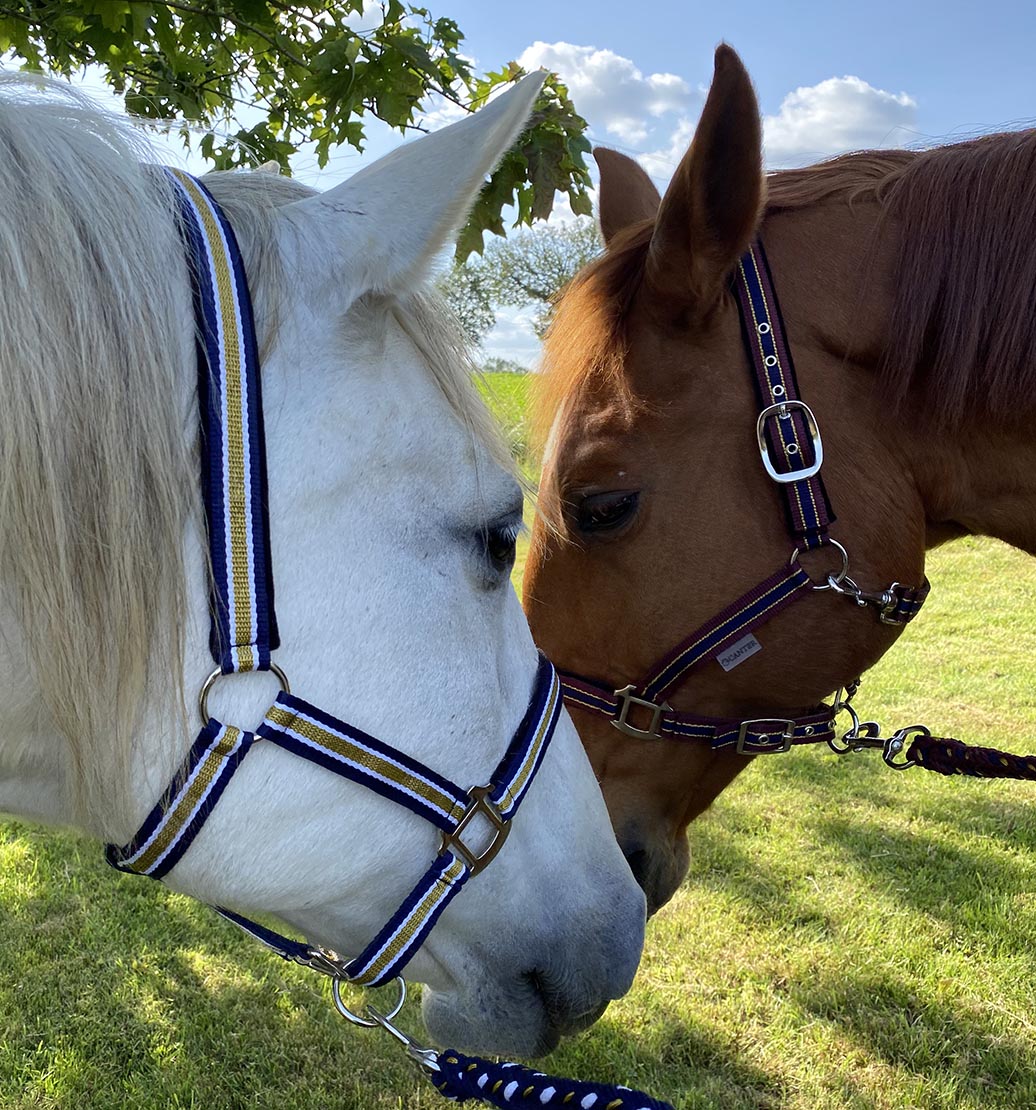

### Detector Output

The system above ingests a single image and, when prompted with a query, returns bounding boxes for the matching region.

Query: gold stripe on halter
[353,855,466,985]
[264,704,465,822]
[170,170,256,664]
[130,725,244,874]
[496,672,559,811]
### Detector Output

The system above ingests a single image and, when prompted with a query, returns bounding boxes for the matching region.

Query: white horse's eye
[483,514,524,579]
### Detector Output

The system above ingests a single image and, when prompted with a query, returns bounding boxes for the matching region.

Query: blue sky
[77,1,1036,362]
[420,0,1036,361]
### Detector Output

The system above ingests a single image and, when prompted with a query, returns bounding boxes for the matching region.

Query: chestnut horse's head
[524,45,1036,913]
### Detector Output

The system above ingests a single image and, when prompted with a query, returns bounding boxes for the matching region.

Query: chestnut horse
[524,44,1036,914]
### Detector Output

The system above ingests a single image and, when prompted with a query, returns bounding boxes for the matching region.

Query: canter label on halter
[717,634,762,672]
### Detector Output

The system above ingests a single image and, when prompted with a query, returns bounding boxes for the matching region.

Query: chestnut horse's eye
[574,491,640,535]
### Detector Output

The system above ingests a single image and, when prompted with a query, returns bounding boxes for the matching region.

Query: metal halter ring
[789,540,850,591]
[198,662,291,725]
[332,975,407,1028]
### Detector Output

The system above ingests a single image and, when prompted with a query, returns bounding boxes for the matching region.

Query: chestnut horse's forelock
[538,129,1036,440]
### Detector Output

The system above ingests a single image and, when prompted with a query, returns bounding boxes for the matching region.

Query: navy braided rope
[432,1052,673,1110]
[909,736,1036,780]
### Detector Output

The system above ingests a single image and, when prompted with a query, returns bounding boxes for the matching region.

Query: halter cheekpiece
[105,169,563,987]
[558,240,930,754]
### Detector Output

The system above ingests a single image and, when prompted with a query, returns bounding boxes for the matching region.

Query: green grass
[2,378,1036,1107]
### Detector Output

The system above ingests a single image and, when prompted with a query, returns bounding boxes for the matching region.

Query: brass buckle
[611,685,671,740]
[756,400,824,483]
[440,786,510,877]
[736,718,795,754]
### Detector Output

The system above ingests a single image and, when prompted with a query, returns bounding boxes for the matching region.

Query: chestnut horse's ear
[646,44,764,314]
[593,147,661,244]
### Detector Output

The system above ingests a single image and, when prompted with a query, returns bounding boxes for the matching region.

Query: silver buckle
[756,400,824,483]
[878,582,908,625]
[611,685,670,740]
[736,718,795,754]
[440,786,510,877]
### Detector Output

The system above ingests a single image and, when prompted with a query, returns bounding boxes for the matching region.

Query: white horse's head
[0,74,644,1056]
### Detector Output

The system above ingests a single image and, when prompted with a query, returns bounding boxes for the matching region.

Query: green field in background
[1,375,1034,1108]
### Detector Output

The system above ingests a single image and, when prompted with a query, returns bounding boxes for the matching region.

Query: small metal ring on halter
[789,539,850,591]
[198,662,291,725]
[332,975,408,1027]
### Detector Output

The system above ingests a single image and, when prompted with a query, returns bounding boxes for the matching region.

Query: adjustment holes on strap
[764,355,778,367]
[757,322,771,334]
[771,384,786,398]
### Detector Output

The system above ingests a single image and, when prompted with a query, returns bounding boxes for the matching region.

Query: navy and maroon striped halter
[557,239,929,753]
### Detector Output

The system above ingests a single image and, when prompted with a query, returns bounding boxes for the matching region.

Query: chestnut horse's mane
[538,128,1036,438]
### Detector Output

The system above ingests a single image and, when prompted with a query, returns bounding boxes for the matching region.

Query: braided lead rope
[334,991,675,1110]
[909,735,1036,780]
[431,1052,673,1110]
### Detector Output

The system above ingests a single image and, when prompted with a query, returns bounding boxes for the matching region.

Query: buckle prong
[736,718,795,754]
[756,400,824,483]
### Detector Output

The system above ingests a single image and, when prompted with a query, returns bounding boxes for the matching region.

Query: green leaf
[0,1,591,255]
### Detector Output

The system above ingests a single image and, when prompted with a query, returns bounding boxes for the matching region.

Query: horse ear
[646,44,763,315]
[593,148,661,244]
[277,73,545,302]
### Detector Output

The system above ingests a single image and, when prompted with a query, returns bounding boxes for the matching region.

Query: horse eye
[485,517,521,575]
[575,491,640,535]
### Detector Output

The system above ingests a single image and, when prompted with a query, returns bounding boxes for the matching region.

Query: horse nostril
[623,846,651,891]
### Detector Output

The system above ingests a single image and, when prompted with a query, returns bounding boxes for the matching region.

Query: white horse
[0,73,645,1057]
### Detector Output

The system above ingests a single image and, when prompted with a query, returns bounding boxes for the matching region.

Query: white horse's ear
[279,72,545,302]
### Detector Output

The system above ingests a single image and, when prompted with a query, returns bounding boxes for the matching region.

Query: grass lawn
[2,375,1035,1108]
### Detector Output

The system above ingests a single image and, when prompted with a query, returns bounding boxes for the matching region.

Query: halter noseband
[558,240,929,752]
[105,169,562,987]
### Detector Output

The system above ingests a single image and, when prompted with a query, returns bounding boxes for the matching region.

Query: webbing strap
[104,721,256,880]
[167,169,279,674]
[734,242,834,551]
[109,656,562,986]
[258,693,472,833]
[642,564,812,703]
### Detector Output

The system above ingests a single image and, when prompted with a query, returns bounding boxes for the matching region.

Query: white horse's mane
[0,73,501,823]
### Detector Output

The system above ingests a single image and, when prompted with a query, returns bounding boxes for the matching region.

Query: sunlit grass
[1,381,1034,1107]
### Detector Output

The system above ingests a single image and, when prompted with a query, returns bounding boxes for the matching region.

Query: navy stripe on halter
[168,169,279,672]
[735,242,834,551]
[642,564,812,704]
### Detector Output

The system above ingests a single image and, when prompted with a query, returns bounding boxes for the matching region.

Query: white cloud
[636,74,918,187]
[517,41,697,148]
[763,76,917,168]
[482,304,541,366]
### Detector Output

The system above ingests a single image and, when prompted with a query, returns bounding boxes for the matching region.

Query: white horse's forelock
[0,73,505,829]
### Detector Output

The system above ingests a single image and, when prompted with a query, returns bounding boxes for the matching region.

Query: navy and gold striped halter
[106,169,562,987]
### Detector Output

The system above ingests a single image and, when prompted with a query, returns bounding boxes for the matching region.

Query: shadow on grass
[0,824,433,1108]
[810,816,1036,957]
[547,1011,785,1110]
[787,964,1036,1105]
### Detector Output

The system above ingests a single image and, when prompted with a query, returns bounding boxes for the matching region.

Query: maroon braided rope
[909,736,1036,780]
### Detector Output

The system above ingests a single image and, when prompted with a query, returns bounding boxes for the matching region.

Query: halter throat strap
[106,169,562,986]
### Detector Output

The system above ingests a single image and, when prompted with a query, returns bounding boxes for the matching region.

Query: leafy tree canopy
[0,1,591,257]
